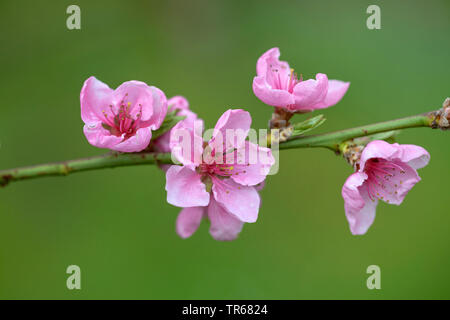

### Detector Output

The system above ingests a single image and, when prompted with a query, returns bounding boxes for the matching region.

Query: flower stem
[0,110,443,188]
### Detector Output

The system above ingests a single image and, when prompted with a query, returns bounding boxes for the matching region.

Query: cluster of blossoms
[80,47,430,240]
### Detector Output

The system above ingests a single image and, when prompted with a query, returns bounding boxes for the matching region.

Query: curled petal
[292,73,329,112]
[176,207,205,239]
[346,186,378,235]
[165,165,210,207]
[311,80,350,110]
[256,47,286,77]
[360,141,430,171]
[342,172,378,235]
[359,140,400,170]
[252,76,296,108]
[208,198,244,241]
[397,144,430,170]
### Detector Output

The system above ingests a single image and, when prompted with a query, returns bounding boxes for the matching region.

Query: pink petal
[212,109,252,143]
[80,76,114,124]
[292,73,329,112]
[113,82,167,130]
[369,160,421,205]
[347,186,378,235]
[176,207,205,239]
[112,127,153,152]
[342,172,378,235]
[397,144,430,170]
[153,109,198,153]
[146,86,168,130]
[252,76,296,108]
[311,80,350,110]
[170,119,204,166]
[152,130,172,153]
[207,198,244,241]
[113,81,154,121]
[359,140,399,170]
[256,47,286,77]
[342,172,367,216]
[230,142,275,186]
[165,165,210,207]
[361,141,430,172]
[212,178,260,223]
[83,122,123,150]
[168,96,189,111]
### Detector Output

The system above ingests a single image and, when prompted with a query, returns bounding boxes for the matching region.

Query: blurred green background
[0,0,449,299]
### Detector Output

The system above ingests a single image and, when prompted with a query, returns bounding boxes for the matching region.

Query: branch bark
[0,110,444,187]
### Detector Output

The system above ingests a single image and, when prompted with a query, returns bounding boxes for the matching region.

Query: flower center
[270,66,302,93]
[196,148,248,181]
[364,158,406,202]
[101,93,143,139]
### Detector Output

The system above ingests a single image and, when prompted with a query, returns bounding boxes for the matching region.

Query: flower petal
[397,144,430,170]
[153,109,198,153]
[212,109,252,141]
[212,178,260,223]
[168,96,189,111]
[370,160,421,205]
[146,86,168,130]
[208,198,244,241]
[170,119,204,166]
[165,165,210,207]
[311,79,350,110]
[112,81,154,121]
[292,73,329,112]
[252,76,296,108]
[360,141,430,171]
[112,127,152,152]
[83,122,123,150]
[347,186,378,235]
[256,47,288,77]
[342,172,378,235]
[80,76,114,124]
[176,206,205,239]
[230,142,275,186]
[359,140,400,170]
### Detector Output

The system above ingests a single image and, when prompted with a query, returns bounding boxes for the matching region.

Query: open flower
[81,76,167,152]
[165,109,275,240]
[342,140,430,235]
[152,96,198,153]
[252,47,350,112]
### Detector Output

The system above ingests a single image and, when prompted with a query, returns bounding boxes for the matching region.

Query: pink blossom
[81,76,167,152]
[152,96,198,154]
[165,109,275,241]
[342,140,430,235]
[252,47,350,112]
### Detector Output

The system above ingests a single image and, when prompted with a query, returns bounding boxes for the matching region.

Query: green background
[0,0,449,299]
